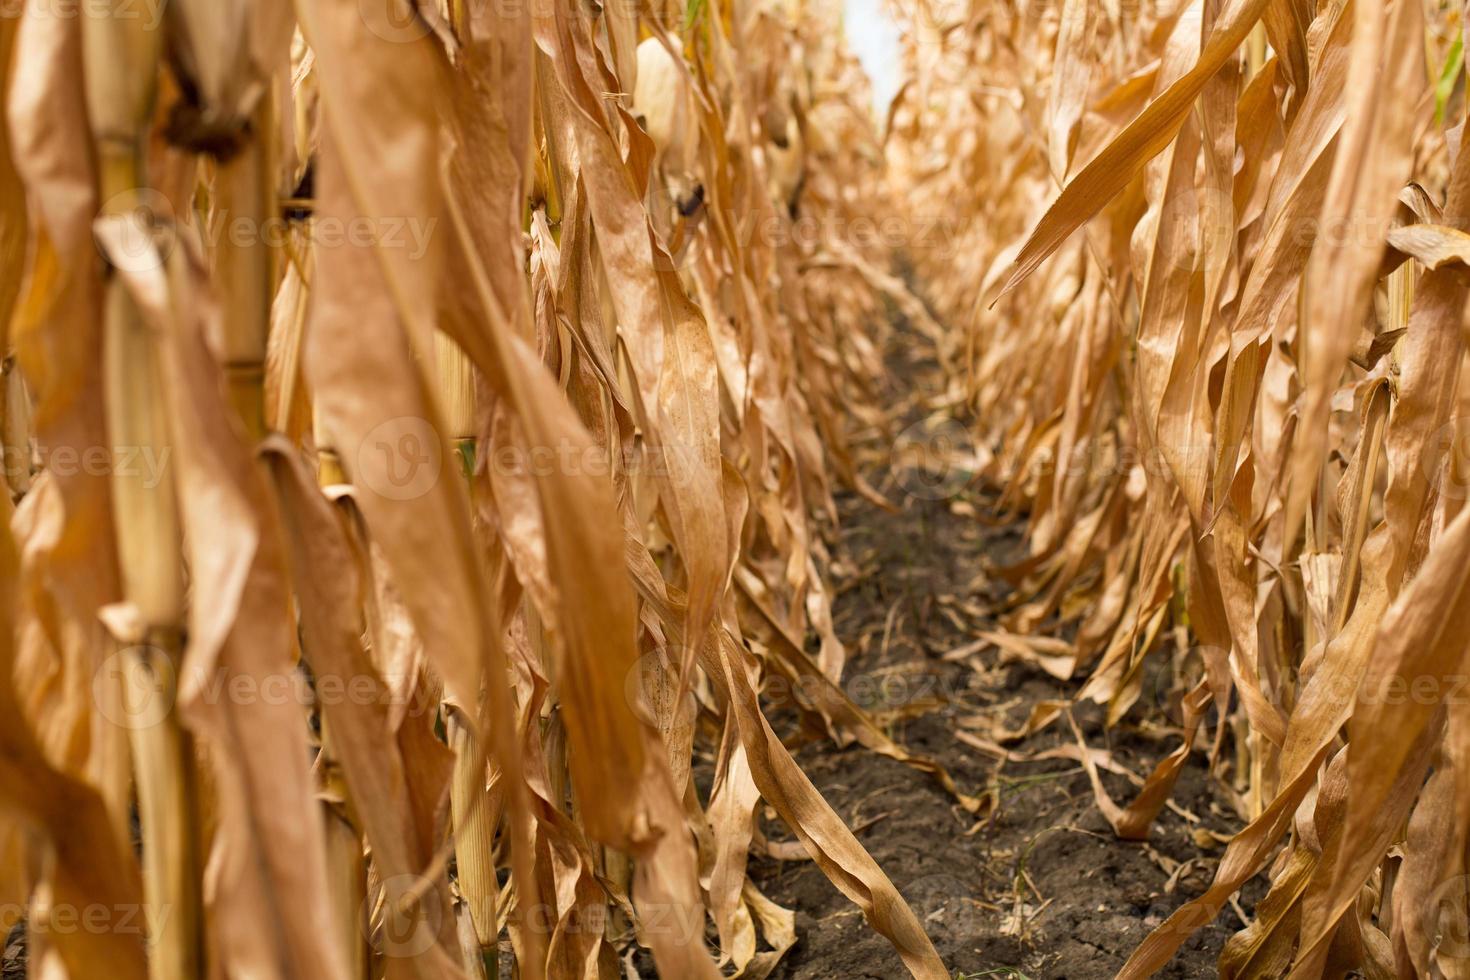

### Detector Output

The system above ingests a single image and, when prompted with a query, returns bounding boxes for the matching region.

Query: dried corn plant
[0,0,965,978]
[889,0,1470,973]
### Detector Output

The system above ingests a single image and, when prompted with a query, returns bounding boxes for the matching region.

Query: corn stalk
[81,11,198,980]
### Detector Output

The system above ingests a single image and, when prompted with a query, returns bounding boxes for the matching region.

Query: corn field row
[0,0,966,977]
[3,0,1469,975]
[890,0,1470,973]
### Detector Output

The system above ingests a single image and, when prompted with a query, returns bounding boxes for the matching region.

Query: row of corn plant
[889,0,1470,973]
[0,1,964,978]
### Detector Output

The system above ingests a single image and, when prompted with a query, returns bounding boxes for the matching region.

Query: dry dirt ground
[743,316,1264,979]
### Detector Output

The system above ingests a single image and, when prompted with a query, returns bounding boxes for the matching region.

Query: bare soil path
[748,314,1262,979]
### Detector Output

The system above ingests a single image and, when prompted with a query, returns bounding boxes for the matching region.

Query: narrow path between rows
[747,310,1261,980]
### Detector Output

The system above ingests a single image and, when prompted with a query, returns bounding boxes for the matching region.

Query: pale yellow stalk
[82,10,197,980]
